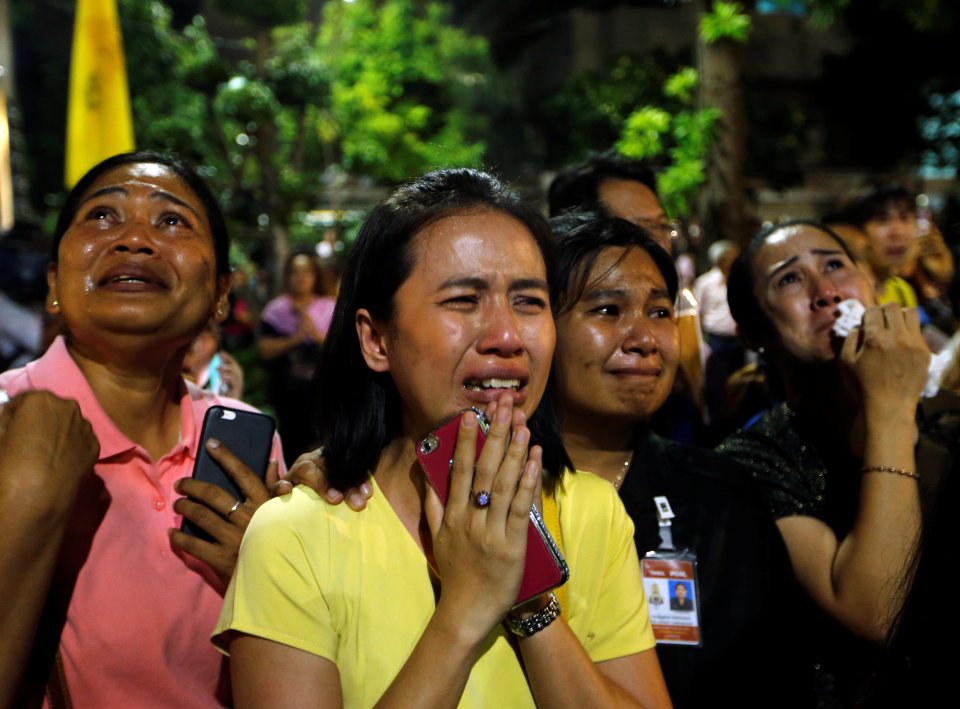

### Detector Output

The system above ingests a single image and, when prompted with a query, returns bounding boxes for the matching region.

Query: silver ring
[473,490,492,509]
[225,499,242,518]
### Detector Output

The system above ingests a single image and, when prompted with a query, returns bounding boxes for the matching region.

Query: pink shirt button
[153,497,165,510]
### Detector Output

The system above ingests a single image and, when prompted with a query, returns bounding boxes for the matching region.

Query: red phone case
[416,408,569,607]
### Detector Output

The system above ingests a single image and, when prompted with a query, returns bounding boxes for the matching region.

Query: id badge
[641,549,702,646]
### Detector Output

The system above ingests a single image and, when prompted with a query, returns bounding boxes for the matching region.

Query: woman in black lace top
[717,219,931,704]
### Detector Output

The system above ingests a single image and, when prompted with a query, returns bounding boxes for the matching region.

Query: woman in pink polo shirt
[0,151,282,707]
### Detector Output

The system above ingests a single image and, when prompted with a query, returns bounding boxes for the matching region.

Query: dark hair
[838,182,916,229]
[52,150,230,276]
[315,168,565,489]
[727,219,856,346]
[549,211,679,314]
[548,150,659,218]
[283,246,325,295]
[544,212,680,436]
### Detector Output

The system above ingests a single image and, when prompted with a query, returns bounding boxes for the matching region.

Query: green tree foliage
[699,2,752,44]
[617,67,720,218]
[540,51,681,166]
[118,0,492,266]
[317,0,489,182]
[542,50,719,218]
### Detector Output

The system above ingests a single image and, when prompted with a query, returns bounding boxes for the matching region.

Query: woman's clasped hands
[425,394,544,643]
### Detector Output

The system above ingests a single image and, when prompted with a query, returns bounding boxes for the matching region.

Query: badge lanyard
[640,495,703,646]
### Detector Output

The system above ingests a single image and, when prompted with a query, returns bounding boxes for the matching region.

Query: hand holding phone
[180,405,276,541]
[416,407,569,607]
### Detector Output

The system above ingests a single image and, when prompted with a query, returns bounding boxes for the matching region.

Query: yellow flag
[64,0,135,188]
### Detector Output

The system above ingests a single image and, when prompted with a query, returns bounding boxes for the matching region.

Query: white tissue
[924,347,953,398]
[832,299,866,338]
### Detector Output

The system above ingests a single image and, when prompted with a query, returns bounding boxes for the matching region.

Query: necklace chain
[613,453,634,490]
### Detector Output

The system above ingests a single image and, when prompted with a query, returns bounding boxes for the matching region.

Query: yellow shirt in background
[877,276,919,308]
[214,470,655,709]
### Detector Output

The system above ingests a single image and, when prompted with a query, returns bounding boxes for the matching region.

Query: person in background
[900,221,955,343]
[215,169,671,708]
[717,219,930,705]
[674,250,697,292]
[0,150,284,707]
[692,239,744,442]
[220,266,258,351]
[844,183,921,304]
[839,183,952,312]
[0,288,45,370]
[257,247,336,465]
[902,194,955,304]
[182,320,246,400]
[548,150,679,254]
[548,151,703,444]
[837,183,954,351]
[0,224,52,369]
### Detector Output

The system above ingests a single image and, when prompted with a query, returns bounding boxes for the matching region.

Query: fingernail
[206,438,220,449]
[514,427,530,444]
[462,411,477,428]
[495,405,510,424]
[349,493,365,508]
[174,478,185,492]
[360,482,372,497]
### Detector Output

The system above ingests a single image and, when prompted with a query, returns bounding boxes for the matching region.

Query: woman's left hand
[170,440,280,585]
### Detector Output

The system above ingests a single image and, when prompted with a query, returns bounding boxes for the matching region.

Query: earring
[52,299,60,307]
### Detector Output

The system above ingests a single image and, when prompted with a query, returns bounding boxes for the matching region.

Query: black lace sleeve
[716,404,830,521]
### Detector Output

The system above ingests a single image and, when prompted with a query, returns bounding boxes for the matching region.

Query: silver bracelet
[506,593,561,638]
